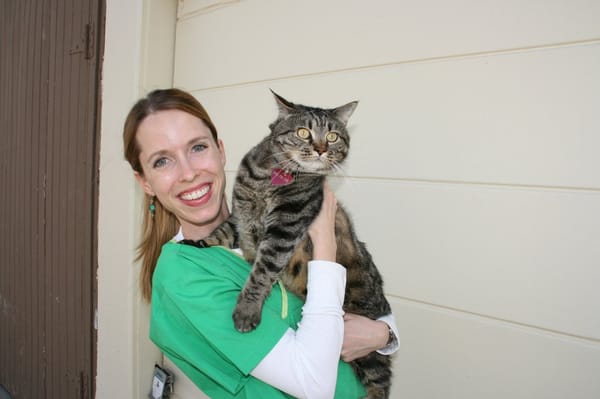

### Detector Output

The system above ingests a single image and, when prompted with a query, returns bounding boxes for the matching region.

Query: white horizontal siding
[391,298,600,399]
[175,0,600,89]
[191,42,600,189]
[170,0,600,397]
[334,178,600,340]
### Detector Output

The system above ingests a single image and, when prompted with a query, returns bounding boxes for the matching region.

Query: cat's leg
[279,238,311,300]
[233,194,321,332]
[236,220,259,264]
[233,230,309,332]
[351,352,392,399]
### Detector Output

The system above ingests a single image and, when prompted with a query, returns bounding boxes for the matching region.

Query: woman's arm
[376,313,400,355]
[341,313,400,362]
[251,260,346,399]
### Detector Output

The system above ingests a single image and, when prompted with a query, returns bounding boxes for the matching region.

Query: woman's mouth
[179,184,211,201]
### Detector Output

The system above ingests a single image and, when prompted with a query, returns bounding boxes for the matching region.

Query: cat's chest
[235,176,320,219]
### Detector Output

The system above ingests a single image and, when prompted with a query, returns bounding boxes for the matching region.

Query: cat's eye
[297,128,311,140]
[325,132,339,143]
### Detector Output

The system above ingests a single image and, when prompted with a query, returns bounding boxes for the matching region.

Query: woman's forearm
[250,260,346,399]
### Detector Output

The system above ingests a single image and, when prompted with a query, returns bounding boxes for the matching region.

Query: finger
[322,182,337,212]
[344,313,357,321]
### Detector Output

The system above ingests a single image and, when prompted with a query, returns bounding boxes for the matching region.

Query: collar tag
[271,168,294,186]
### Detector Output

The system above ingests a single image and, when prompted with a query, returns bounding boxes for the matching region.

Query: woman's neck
[180,199,230,240]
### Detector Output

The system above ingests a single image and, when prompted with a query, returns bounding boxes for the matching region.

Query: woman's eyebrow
[143,135,212,162]
[188,135,212,145]
[142,146,169,164]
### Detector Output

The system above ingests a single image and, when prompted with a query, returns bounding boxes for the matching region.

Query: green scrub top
[150,242,367,399]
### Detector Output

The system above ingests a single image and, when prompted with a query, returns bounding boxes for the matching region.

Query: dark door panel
[0,1,103,398]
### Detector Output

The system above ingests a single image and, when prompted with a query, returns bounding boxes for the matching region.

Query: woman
[123,88,399,398]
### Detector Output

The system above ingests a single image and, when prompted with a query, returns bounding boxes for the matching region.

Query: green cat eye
[325,132,339,143]
[297,128,311,139]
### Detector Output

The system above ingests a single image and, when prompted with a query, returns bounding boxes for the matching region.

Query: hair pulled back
[123,88,219,302]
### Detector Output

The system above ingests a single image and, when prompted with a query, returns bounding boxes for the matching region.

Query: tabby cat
[201,91,392,398]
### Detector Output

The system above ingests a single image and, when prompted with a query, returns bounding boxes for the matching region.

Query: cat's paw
[203,218,237,247]
[232,301,262,333]
[202,235,222,247]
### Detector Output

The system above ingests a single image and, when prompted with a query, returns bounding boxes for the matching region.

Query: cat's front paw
[202,235,222,247]
[203,218,238,247]
[232,300,262,333]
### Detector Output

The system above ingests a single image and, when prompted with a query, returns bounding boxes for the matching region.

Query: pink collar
[271,168,294,186]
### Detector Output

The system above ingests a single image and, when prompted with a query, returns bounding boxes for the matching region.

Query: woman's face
[134,109,228,239]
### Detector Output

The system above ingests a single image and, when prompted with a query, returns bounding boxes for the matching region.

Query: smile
[180,185,210,200]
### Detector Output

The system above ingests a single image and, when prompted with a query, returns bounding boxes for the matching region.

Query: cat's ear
[332,101,358,125]
[270,89,296,117]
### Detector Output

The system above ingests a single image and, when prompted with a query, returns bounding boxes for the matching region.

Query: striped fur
[205,92,392,398]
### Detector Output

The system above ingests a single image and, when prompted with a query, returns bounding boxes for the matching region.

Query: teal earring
[149,196,156,218]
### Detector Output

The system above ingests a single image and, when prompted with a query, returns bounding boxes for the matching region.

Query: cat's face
[269,92,358,174]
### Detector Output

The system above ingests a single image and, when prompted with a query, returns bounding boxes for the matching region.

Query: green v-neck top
[149,242,367,398]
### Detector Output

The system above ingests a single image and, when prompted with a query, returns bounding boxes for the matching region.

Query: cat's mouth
[281,152,336,175]
[297,156,336,173]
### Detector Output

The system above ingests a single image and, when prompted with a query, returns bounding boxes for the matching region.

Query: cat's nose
[314,144,327,155]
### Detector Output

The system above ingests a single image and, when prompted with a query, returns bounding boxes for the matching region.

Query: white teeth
[180,185,210,200]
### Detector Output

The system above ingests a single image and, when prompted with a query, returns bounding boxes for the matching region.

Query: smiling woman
[122,89,228,302]
[122,88,397,399]
[134,109,229,240]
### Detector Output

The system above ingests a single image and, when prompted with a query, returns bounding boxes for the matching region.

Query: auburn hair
[122,88,219,302]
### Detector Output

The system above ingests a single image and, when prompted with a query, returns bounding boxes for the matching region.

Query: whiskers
[262,151,297,170]
[275,158,299,173]
[329,162,349,178]
[260,147,348,178]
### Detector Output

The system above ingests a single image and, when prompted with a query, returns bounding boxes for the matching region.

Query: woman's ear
[218,139,227,166]
[134,171,156,196]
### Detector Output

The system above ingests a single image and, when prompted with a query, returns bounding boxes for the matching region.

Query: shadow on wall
[0,385,11,399]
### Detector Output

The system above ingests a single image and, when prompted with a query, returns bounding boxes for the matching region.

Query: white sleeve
[376,313,400,355]
[250,260,346,399]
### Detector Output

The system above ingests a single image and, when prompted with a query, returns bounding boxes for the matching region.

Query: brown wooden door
[0,1,103,398]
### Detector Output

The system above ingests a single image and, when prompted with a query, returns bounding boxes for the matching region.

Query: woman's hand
[341,313,390,362]
[308,181,338,262]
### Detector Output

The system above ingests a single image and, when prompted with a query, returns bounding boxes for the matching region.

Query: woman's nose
[177,157,197,182]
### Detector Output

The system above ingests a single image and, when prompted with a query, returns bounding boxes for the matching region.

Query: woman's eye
[297,128,311,140]
[153,157,168,168]
[326,132,339,143]
[191,143,207,152]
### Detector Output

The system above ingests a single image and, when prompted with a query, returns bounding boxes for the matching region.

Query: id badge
[149,364,174,399]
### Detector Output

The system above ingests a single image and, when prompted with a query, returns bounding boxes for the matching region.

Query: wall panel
[175,0,600,89]
[390,298,600,399]
[190,42,600,189]
[170,1,600,397]
[334,178,600,339]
